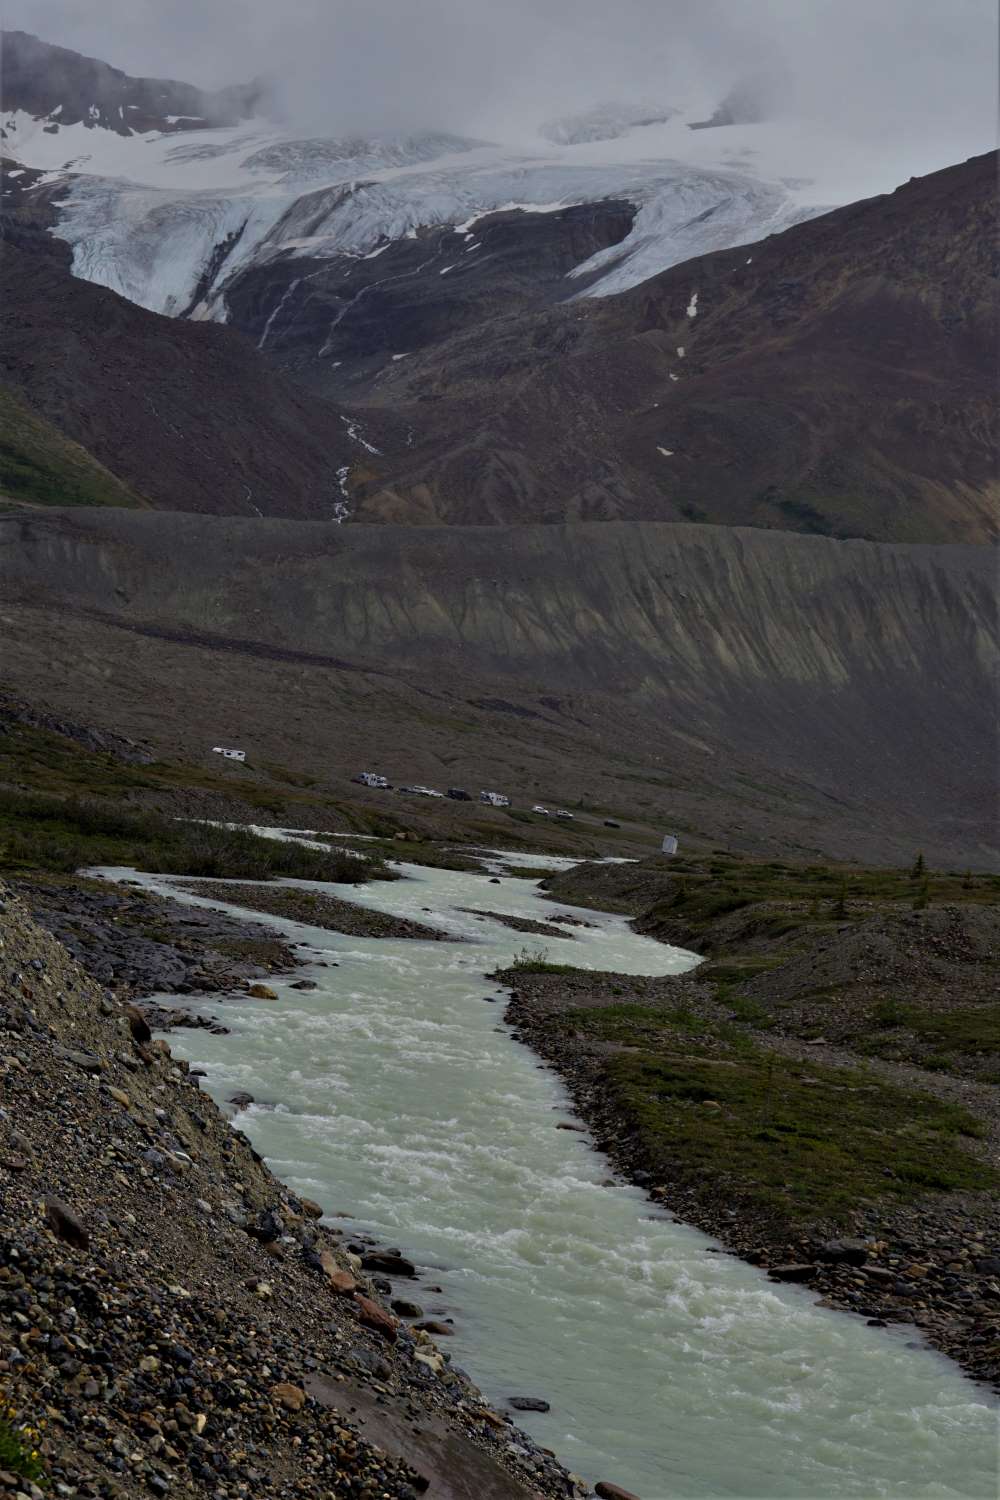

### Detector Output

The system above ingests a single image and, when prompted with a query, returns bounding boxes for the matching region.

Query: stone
[228,1091,255,1108]
[391,1299,424,1319]
[415,1320,454,1336]
[290,980,318,991]
[815,1238,869,1267]
[247,983,278,1000]
[556,1122,586,1132]
[326,1270,358,1297]
[106,1086,131,1109]
[250,1209,284,1243]
[413,1350,444,1375]
[595,1483,642,1500]
[270,1382,306,1412]
[62,1047,103,1073]
[904,1264,930,1279]
[299,1196,324,1219]
[125,1005,152,1044]
[43,1196,89,1250]
[361,1250,416,1278]
[768,1264,816,1283]
[975,1257,1000,1276]
[509,1396,550,1412]
[319,1251,357,1296]
[353,1294,398,1342]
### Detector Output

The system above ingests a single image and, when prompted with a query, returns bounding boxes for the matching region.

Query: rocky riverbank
[0,879,586,1499]
[22,877,303,998]
[502,965,1000,1392]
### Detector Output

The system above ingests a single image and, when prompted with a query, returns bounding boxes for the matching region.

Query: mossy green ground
[0,384,146,509]
[0,787,377,883]
[556,1001,996,1224]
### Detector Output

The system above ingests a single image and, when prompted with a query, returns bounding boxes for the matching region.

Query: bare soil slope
[0,506,994,868]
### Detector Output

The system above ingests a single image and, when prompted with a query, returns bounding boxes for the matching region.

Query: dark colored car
[604,819,621,828]
[447,788,472,801]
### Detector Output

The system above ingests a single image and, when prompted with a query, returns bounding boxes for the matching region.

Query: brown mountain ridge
[346,152,998,541]
[0,225,357,518]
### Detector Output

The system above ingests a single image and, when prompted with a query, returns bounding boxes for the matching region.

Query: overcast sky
[4,0,997,156]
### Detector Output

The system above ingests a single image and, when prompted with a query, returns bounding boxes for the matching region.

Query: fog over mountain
[4,0,996,173]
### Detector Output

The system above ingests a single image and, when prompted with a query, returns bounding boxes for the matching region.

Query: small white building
[661,834,679,856]
[212,746,246,762]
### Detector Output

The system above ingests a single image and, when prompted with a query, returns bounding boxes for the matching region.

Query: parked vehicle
[356,771,389,789]
[554,809,574,820]
[532,804,550,815]
[447,788,472,801]
[604,819,621,828]
[212,746,246,762]
[661,834,679,856]
[396,785,420,795]
[415,786,444,797]
[480,790,511,807]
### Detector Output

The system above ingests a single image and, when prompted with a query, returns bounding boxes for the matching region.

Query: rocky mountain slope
[4,34,995,540]
[346,153,998,539]
[0,506,994,868]
[0,226,357,518]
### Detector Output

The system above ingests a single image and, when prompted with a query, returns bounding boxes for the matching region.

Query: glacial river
[99,851,998,1499]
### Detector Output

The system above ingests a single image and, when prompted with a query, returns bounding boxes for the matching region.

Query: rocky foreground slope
[0,882,582,1499]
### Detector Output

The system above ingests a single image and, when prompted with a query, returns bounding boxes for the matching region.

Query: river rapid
[96,851,998,1500]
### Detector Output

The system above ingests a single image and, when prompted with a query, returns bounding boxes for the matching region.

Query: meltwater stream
[99,854,998,1499]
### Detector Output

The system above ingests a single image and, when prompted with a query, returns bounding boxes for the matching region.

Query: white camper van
[479,790,511,808]
[212,746,246,762]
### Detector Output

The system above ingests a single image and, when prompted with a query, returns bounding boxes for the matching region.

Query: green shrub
[0,1410,44,1483]
[0,788,381,884]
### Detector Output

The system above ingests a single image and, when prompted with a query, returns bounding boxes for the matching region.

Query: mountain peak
[0,29,268,136]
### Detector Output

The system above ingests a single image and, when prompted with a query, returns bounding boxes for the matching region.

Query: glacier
[2,99,956,321]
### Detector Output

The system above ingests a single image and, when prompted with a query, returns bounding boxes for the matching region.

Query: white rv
[479,790,511,807]
[212,746,246,762]
[357,772,389,789]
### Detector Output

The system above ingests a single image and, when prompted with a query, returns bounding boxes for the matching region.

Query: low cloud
[4,0,996,163]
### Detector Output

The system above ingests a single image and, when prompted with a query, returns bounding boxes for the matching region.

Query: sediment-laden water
[97,854,998,1499]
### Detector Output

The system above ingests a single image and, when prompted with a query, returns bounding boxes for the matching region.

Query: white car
[554,809,575,820]
[532,804,550,815]
[414,785,444,797]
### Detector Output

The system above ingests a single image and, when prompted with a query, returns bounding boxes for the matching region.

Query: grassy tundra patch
[556,1001,996,1223]
[0,383,146,509]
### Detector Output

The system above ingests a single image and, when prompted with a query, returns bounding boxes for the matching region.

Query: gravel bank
[176,880,455,942]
